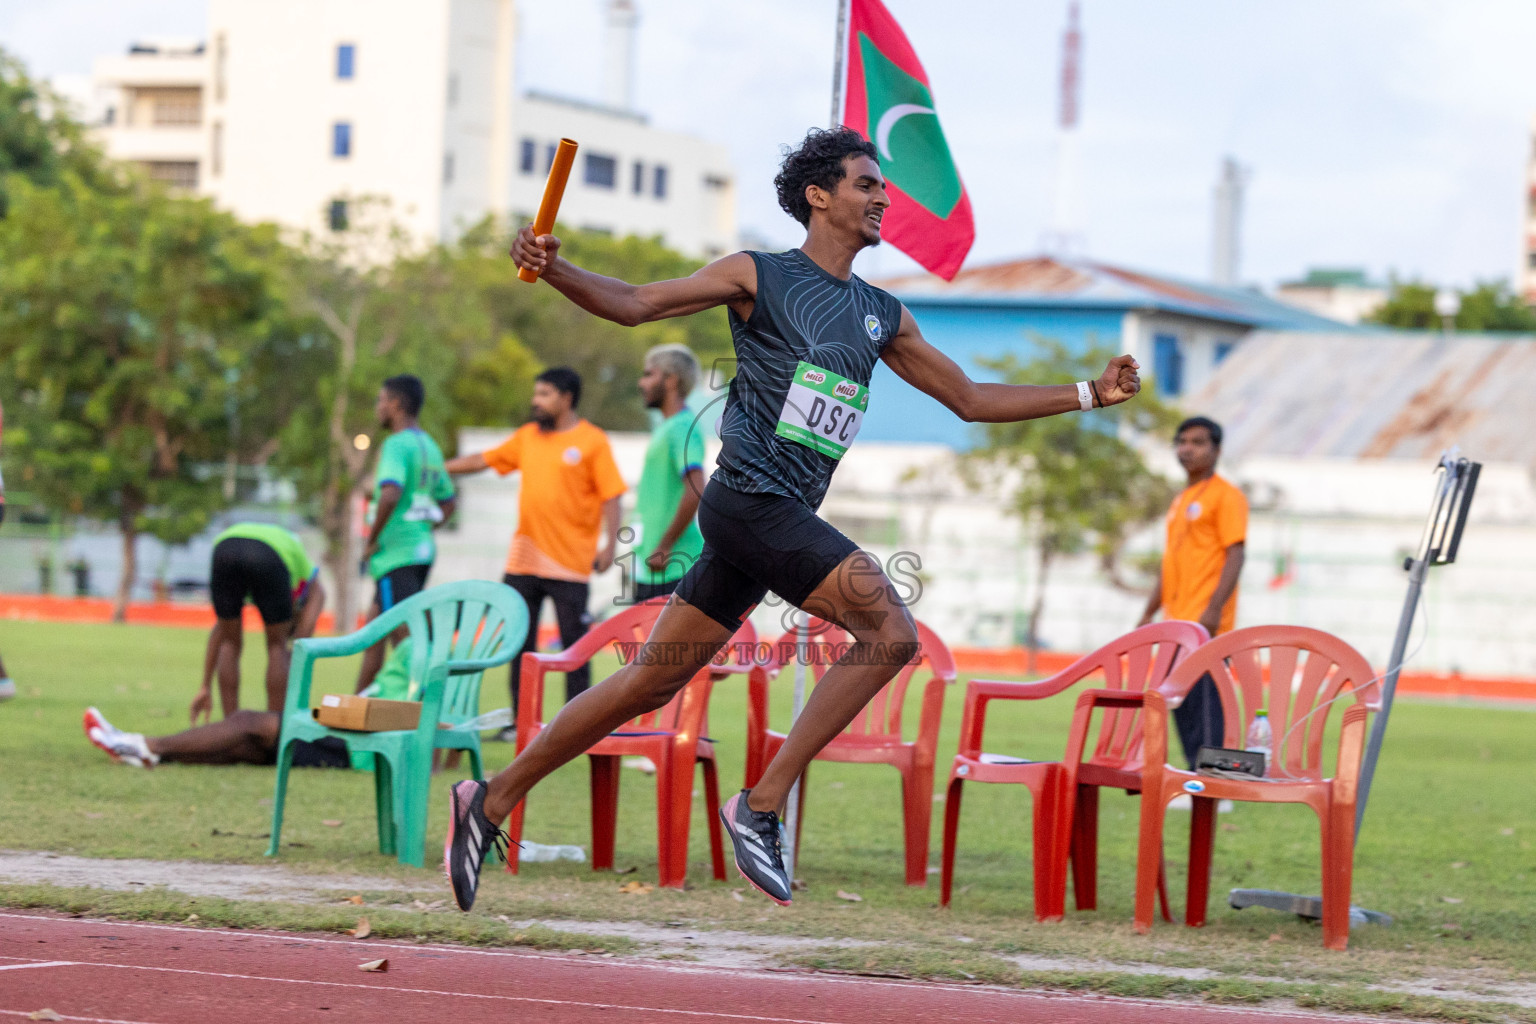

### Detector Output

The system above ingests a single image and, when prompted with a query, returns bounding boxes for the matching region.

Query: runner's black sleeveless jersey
[712,249,904,510]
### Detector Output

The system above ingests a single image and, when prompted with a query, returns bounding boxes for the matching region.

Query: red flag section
[842,0,975,280]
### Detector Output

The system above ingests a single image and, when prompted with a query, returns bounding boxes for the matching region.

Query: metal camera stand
[1229,450,1481,927]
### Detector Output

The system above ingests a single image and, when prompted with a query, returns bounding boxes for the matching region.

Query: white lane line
[0,1010,159,1024]
[0,961,78,971]
[0,959,843,1024]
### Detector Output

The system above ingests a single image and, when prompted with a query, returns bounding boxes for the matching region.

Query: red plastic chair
[506,601,748,889]
[744,618,956,886]
[1133,625,1380,950]
[941,621,1208,921]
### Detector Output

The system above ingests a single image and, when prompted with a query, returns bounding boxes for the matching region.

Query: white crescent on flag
[874,102,936,160]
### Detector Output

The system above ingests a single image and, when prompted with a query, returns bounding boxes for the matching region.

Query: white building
[511,92,736,260]
[89,39,209,192]
[1275,268,1388,325]
[85,0,736,256]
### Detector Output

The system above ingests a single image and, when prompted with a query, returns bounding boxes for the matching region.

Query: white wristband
[1076,381,1093,411]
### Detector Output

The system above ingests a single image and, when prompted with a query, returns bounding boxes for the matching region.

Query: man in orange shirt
[1138,416,1247,767]
[447,368,626,736]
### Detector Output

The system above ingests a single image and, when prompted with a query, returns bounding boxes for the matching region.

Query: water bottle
[518,841,587,863]
[1245,708,1273,776]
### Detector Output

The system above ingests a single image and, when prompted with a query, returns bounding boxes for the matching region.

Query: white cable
[1270,591,1430,766]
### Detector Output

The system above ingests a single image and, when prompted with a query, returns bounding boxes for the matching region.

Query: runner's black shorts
[674,479,859,631]
[210,537,293,625]
[375,562,431,611]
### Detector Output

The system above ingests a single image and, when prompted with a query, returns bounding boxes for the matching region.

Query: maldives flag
[841,0,974,280]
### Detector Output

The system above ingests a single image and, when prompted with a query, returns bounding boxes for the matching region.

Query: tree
[0,50,119,214]
[268,204,544,630]
[0,173,293,618]
[964,339,1180,670]
[1368,279,1536,332]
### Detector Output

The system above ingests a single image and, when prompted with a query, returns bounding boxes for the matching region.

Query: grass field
[2,619,1534,1018]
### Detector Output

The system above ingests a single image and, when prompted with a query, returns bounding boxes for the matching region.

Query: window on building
[336,43,355,80]
[544,143,556,173]
[151,89,201,126]
[584,152,617,189]
[332,122,352,158]
[214,34,227,102]
[519,138,536,174]
[653,164,668,199]
[631,161,644,195]
[1528,251,1536,269]
[443,151,455,185]
[703,174,729,190]
[447,72,458,106]
[1214,339,1235,364]
[211,121,223,177]
[143,160,198,190]
[329,199,349,232]
[1153,333,1184,397]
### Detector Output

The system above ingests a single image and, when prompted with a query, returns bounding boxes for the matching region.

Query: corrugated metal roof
[871,256,1351,331]
[1185,330,1536,465]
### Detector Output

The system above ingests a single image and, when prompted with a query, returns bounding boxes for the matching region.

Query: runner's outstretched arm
[881,306,1141,422]
[509,224,756,325]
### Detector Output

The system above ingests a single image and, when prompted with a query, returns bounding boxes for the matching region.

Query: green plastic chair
[265,579,528,867]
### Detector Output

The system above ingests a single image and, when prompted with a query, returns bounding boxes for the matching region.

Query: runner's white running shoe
[83,707,157,768]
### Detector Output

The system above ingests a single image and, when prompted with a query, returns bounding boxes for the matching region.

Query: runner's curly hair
[774,127,879,227]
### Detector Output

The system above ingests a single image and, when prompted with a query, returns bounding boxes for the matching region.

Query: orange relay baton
[518,137,578,283]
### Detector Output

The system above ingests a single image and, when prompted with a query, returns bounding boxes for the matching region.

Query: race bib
[402,492,444,524]
[775,360,869,459]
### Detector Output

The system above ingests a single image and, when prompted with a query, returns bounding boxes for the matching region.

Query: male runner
[632,344,706,601]
[357,374,456,690]
[445,127,1141,911]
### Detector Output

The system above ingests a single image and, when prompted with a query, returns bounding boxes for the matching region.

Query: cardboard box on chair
[313,694,421,732]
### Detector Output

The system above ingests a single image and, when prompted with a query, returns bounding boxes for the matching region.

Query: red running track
[0,911,1384,1024]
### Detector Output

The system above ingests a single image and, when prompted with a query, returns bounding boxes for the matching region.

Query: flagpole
[829,0,851,127]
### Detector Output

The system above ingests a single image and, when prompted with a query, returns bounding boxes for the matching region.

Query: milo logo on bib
[775,360,869,459]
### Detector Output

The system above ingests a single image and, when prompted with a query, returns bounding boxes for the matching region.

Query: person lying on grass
[81,641,421,769]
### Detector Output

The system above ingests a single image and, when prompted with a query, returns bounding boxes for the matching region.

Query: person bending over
[195,522,326,720]
[441,127,1142,911]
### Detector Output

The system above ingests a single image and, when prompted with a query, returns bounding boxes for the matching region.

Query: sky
[5,0,1535,290]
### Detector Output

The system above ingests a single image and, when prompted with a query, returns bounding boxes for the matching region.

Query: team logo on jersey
[863,314,883,341]
[1186,501,1202,521]
[563,446,582,466]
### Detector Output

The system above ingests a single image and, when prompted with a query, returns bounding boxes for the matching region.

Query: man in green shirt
[196,522,326,721]
[357,374,456,689]
[632,344,706,602]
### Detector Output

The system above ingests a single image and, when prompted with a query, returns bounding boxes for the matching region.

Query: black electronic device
[1195,745,1265,778]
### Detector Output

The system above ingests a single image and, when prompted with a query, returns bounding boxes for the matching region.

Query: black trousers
[1173,672,1225,770]
[504,573,592,719]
